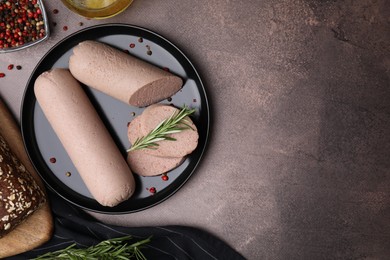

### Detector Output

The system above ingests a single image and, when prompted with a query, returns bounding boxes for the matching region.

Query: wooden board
[0,98,53,258]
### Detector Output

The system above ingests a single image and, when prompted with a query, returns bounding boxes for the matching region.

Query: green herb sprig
[127,106,196,152]
[34,235,151,260]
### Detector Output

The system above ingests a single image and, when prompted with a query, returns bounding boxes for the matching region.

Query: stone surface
[1,0,389,259]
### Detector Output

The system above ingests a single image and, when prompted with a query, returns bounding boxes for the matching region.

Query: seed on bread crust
[0,134,46,237]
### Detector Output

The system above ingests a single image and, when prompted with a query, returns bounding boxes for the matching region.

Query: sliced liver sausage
[128,104,199,158]
[127,115,143,146]
[127,150,184,176]
[127,115,184,176]
[141,104,199,157]
[69,40,183,107]
[34,68,135,207]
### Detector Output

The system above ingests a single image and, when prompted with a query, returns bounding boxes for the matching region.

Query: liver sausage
[127,150,184,176]
[69,40,183,107]
[34,68,135,207]
[140,104,199,157]
[128,104,199,158]
[127,116,184,176]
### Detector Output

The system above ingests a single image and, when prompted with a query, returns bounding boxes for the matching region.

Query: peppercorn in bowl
[0,0,49,53]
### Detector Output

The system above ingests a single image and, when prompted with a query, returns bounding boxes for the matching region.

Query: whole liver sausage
[34,68,135,207]
[69,40,183,107]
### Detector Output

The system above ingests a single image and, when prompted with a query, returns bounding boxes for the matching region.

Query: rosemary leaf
[33,236,151,260]
[127,106,196,152]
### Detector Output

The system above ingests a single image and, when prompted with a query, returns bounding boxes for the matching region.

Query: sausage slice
[127,150,184,176]
[139,104,199,158]
[127,115,184,176]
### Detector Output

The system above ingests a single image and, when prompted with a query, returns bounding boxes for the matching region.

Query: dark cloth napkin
[7,191,244,260]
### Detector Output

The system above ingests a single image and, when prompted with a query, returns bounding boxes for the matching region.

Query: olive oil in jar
[61,0,133,19]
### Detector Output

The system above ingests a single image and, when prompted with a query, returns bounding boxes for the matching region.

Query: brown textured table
[1,1,389,259]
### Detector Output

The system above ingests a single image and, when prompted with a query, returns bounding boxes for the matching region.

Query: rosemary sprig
[127,105,196,152]
[33,235,151,260]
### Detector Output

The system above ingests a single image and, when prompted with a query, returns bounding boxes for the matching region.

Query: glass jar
[61,0,133,19]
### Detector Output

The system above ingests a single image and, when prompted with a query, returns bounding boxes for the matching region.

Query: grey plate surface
[21,24,209,214]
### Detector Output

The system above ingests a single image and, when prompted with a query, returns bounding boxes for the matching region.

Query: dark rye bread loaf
[0,134,46,237]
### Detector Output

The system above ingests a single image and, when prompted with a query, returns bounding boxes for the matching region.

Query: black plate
[21,24,209,214]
